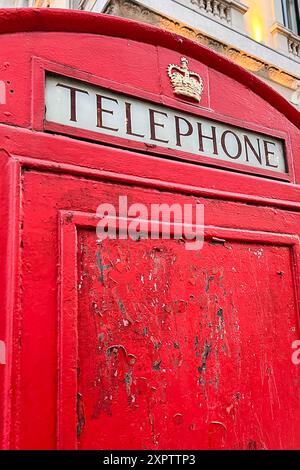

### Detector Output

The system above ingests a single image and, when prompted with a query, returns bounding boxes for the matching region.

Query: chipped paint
[96,250,111,285]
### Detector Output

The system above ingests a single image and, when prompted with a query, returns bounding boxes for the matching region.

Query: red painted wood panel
[77,232,298,450]
[11,170,299,450]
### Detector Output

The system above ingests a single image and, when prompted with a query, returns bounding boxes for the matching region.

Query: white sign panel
[45,74,287,174]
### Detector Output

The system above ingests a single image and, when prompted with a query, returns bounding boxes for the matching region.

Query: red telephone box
[0,8,300,450]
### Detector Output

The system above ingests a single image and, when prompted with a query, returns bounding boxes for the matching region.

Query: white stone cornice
[104,0,299,92]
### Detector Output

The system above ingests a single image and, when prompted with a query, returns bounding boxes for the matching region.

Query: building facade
[0,0,299,108]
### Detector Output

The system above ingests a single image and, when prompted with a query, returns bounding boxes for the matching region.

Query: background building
[0,0,299,108]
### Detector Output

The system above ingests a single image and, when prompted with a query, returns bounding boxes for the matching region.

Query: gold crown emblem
[167,57,204,103]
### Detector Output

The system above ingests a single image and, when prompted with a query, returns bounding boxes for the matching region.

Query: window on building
[282,0,300,34]
[71,0,97,10]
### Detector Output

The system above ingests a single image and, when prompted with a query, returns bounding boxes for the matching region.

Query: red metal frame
[0,153,23,450]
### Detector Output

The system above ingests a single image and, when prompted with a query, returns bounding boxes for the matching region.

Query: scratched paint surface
[77,231,298,450]
[16,170,300,450]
